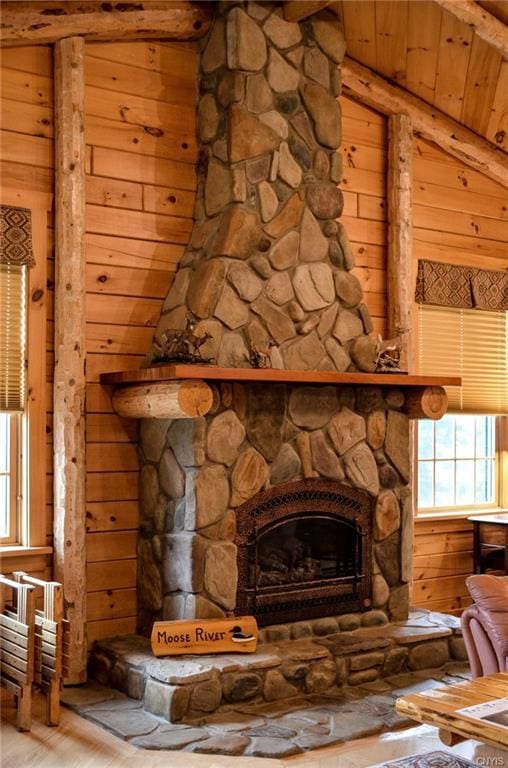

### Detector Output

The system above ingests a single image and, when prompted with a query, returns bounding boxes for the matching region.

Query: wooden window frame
[0,189,52,558]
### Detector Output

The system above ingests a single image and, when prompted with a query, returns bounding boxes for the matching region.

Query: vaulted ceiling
[338,0,507,153]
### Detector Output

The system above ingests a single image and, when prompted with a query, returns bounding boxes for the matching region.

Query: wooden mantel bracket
[0,1,212,47]
[103,365,459,421]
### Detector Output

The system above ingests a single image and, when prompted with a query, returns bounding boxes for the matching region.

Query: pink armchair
[461,574,508,678]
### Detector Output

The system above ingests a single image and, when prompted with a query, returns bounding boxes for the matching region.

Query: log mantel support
[112,380,214,419]
[53,36,87,684]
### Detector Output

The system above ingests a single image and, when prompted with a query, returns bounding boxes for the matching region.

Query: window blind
[0,264,27,412]
[417,304,508,414]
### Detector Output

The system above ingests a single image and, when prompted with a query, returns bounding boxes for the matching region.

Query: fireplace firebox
[235,479,373,626]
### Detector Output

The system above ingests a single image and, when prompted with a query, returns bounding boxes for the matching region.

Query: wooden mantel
[101,365,460,422]
[100,364,460,389]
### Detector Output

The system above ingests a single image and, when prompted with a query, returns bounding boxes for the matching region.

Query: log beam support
[342,57,508,188]
[387,114,413,372]
[112,380,214,419]
[53,37,87,684]
[403,387,448,420]
[0,1,211,47]
[432,0,508,59]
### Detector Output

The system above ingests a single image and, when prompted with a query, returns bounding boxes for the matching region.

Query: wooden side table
[468,513,508,574]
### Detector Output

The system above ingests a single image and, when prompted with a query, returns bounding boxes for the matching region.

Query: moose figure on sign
[154,312,215,364]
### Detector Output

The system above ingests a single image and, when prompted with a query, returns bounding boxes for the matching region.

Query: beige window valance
[0,205,35,268]
[415,259,508,311]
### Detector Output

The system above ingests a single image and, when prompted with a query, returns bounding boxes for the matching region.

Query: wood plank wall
[0,45,54,583]
[341,95,387,338]
[83,41,197,645]
[412,139,508,616]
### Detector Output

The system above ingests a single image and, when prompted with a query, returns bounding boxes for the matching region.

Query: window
[417,414,498,511]
[0,413,22,544]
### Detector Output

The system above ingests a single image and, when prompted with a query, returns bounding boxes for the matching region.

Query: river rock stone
[167,418,206,468]
[293,263,335,310]
[264,669,299,701]
[214,285,249,329]
[205,160,245,216]
[264,10,302,48]
[324,337,351,372]
[212,207,261,260]
[138,539,162,612]
[305,659,336,693]
[375,489,401,541]
[217,70,244,107]
[310,431,344,479]
[187,259,226,319]
[228,262,263,302]
[260,110,289,139]
[372,573,390,608]
[328,406,366,455]
[247,385,285,461]
[408,640,449,671]
[267,48,300,93]
[192,734,250,756]
[252,296,296,343]
[140,419,169,464]
[278,141,302,188]
[351,334,377,372]
[289,386,338,429]
[207,410,246,466]
[223,672,263,702]
[163,267,191,312]
[375,532,400,586]
[334,271,363,308]
[140,465,159,519]
[202,17,226,73]
[268,230,299,270]
[264,192,304,237]
[299,208,328,262]
[190,679,222,713]
[250,254,272,278]
[306,182,343,219]
[258,177,279,223]
[333,310,363,344]
[289,132,311,170]
[246,73,273,115]
[385,410,410,482]
[265,271,294,305]
[163,533,207,593]
[230,106,280,162]
[312,10,346,64]
[302,83,341,149]
[218,332,250,368]
[204,542,237,609]
[160,448,185,499]
[198,93,219,143]
[192,465,230,529]
[313,149,330,180]
[227,7,267,71]
[231,447,269,505]
[344,442,379,496]
[270,443,301,484]
[367,410,386,450]
[283,331,325,370]
[304,46,330,88]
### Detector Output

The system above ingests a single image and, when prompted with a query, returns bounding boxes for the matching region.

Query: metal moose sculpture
[154,312,214,364]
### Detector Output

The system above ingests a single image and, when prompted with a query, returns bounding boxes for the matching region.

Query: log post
[387,114,413,373]
[53,36,87,684]
[112,380,214,419]
[403,386,448,420]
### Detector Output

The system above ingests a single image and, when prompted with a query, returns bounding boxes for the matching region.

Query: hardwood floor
[2,691,506,768]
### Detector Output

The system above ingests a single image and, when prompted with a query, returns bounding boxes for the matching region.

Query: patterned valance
[0,205,35,268]
[415,259,508,311]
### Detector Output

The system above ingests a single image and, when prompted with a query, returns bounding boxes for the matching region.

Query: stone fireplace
[136,2,413,636]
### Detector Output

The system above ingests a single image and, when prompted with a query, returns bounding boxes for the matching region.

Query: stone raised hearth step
[89,611,466,725]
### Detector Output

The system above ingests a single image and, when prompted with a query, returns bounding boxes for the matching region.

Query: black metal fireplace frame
[235,478,373,626]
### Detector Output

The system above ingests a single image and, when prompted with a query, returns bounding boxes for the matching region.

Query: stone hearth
[136,2,414,633]
[82,610,469,757]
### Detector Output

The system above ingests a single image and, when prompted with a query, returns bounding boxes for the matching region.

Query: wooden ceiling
[339,0,507,154]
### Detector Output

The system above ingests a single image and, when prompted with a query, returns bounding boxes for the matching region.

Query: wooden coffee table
[396,672,508,750]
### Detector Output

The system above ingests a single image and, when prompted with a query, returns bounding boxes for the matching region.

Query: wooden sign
[150,616,258,657]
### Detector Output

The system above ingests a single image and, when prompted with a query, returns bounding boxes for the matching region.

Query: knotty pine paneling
[340,95,388,337]
[0,46,55,569]
[84,40,198,641]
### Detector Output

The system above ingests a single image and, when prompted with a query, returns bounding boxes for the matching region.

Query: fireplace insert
[235,479,373,626]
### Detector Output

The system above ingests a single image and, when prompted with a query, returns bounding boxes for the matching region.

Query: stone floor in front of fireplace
[63,610,472,759]
[63,663,471,758]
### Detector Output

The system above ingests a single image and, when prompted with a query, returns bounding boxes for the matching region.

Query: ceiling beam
[432,0,508,59]
[283,1,333,22]
[0,1,211,47]
[342,57,508,189]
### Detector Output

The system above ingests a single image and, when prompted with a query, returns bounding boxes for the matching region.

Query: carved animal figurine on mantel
[374,334,405,373]
[154,312,215,365]
[250,339,280,369]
